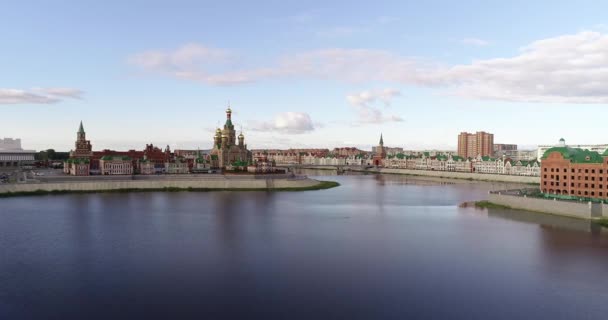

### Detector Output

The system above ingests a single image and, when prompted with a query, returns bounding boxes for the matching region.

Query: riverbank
[477,191,608,221]
[350,167,540,184]
[0,176,339,198]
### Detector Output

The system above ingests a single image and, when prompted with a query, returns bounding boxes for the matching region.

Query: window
[585,184,589,188]
[571,176,575,180]
[585,176,588,181]
[600,170,604,174]
[585,169,589,173]
[579,169,582,173]
[592,184,595,188]
[543,181,547,186]
[551,168,554,172]
[592,192,595,196]
[572,168,575,173]
[551,175,554,179]
[585,191,589,196]
[564,168,567,173]
[600,192,603,197]
[544,168,547,172]
[571,183,574,187]
[544,175,547,178]
[564,175,567,180]
[592,169,596,174]
[592,177,595,181]
[563,183,567,187]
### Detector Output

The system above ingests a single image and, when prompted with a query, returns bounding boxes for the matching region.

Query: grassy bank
[474,201,512,209]
[0,180,340,198]
[598,218,608,228]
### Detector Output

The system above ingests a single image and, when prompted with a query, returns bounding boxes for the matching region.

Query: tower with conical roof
[65,121,93,176]
[373,133,386,167]
[71,121,93,159]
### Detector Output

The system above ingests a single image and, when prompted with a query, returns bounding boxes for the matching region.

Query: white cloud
[0,88,83,105]
[130,31,608,103]
[461,38,490,46]
[346,88,403,124]
[249,112,315,134]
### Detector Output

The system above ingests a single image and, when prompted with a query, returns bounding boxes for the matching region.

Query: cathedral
[210,107,252,169]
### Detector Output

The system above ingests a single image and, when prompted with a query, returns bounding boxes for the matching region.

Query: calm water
[1,173,607,319]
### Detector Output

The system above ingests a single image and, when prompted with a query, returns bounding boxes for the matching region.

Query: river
[1,172,607,319]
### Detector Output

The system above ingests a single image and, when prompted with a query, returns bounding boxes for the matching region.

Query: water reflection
[2,175,608,319]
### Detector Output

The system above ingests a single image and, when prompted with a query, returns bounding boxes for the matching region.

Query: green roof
[66,158,89,164]
[542,147,605,164]
[452,155,464,161]
[210,154,218,160]
[100,155,132,161]
[225,119,233,127]
[78,121,85,134]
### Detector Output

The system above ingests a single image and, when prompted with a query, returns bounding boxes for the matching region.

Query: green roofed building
[99,155,134,175]
[541,147,608,200]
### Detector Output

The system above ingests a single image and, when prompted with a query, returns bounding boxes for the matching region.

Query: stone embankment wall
[488,192,608,219]
[355,168,540,184]
[0,176,320,194]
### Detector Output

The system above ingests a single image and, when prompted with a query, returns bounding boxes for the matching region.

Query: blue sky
[2,0,608,151]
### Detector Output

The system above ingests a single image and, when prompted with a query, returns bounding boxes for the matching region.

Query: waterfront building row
[382,154,540,176]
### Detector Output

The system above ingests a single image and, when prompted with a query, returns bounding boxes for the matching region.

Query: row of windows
[0,161,19,167]
[544,181,605,189]
[544,175,604,181]
[544,167,605,174]
[544,189,605,197]
[0,155,34,161]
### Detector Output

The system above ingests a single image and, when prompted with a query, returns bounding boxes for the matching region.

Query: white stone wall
[0,176,322,194]
[488,193,600,219]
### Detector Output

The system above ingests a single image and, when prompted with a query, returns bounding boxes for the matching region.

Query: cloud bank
[346,89,403,124]
[0,88,83,105]
[130,31,608,103]
[250,112,315,134]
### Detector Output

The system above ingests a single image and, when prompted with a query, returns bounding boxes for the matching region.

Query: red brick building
[457,131,494,158]
[541,147,608,200]
[372,134,386,166]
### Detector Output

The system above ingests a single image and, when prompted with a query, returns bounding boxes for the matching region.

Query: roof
[100,155,132,161]
[66,158,90,164]
[78,121,85,134]
[542,147,605,164]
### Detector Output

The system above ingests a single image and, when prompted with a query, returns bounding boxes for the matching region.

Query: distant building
[165,159,189,174]
[70,121,93,159]
[99,156,134,175]
[372,146,403,156]
[333,147,366,157]
[541,146,608,200]
[458,131,494,158]
[0,138,36,169]
[65,158,91,176]
[494,144,517,153]
[210,107,251,169]
[537,138,608,161]
[372,134,386,166]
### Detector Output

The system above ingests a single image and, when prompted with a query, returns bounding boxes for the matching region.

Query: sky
[2,0,608,152]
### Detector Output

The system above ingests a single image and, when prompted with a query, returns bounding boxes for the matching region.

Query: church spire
[78,121,85,134]
[379,133,384,146]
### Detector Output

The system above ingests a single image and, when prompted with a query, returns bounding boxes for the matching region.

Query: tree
[46,149,56,160]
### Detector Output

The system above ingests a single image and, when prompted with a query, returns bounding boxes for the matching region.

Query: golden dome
[238,132,244,138]
[226,107,232,113]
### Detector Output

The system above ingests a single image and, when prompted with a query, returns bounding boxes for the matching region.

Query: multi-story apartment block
[457,131,494,158]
